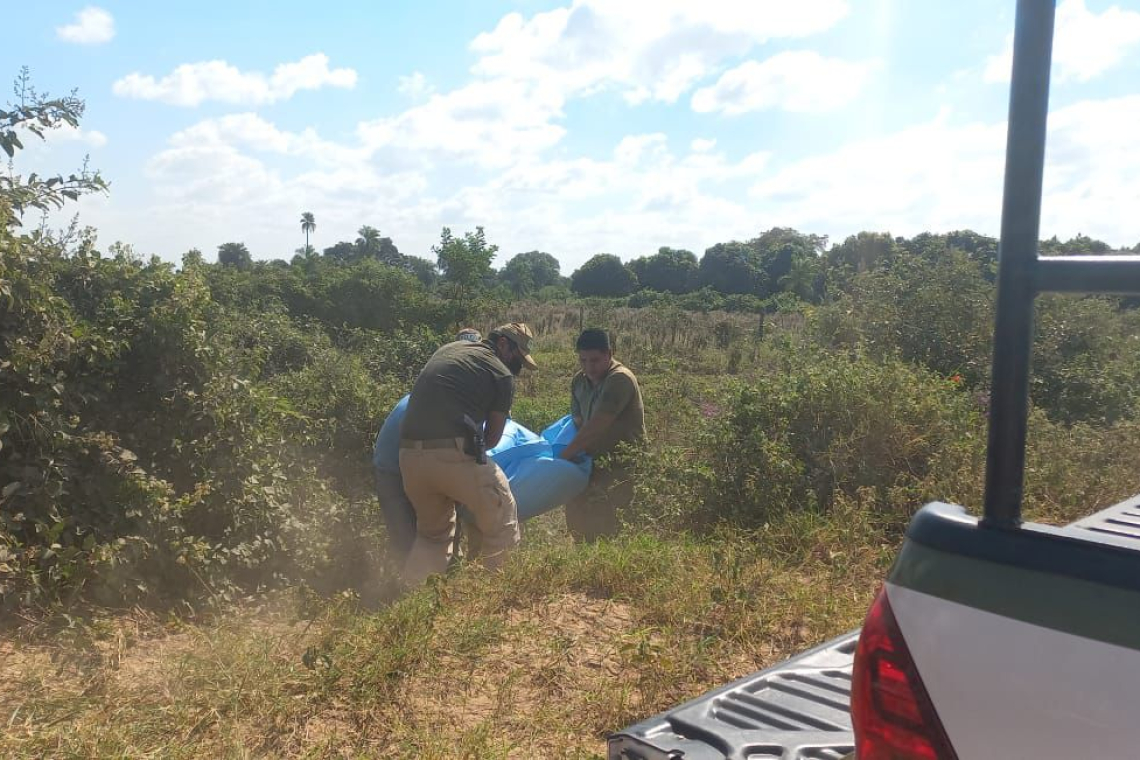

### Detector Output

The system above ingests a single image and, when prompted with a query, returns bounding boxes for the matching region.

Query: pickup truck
[609,2,1140,758]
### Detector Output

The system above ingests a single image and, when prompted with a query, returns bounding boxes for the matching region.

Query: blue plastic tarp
[490,415,591,520]
[375,402,590,523]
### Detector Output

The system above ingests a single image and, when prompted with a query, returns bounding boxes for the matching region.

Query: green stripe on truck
[889,539,1140,652]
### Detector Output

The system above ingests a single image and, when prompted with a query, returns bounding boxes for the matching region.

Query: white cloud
[112,53,357,106]
[746,95,1140,249]
[166,112,362,166]
[17,122,108,149]
[51,124,108,148]
[447,138,771,262]
[357,78,567,168]
[68,90,1140,268]
[56,6,115,45]
[984,0,1140,83]
[131,115,433,259]
[398,71,435,100]
[691,51,877,115]
[470,0,850,105]
[691,138,717,153]
[343,1,852,171]
[1039,94,1140,247]
[109,111,775,266]
[750,112,1006,236]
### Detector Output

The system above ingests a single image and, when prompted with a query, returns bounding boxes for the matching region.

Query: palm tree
[300,212,316,251]
[356,225,381,254]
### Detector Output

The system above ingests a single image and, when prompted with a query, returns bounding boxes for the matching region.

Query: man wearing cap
[559,328,645,541]
[371,328,483,563]
[399,323,537,584]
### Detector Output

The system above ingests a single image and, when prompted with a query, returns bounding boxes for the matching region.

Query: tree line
[210,219,1139,315]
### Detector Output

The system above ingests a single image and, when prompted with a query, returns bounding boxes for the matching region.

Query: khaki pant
[400,447,520,585]
[565,463,634,542]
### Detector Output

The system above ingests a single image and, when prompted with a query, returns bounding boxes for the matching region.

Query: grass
[0,508,887,759]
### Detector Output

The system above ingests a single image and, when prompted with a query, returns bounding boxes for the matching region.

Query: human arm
[483,372,515,450]
[559,411,617,460]
[560,371,636,460]
[484,411,508,449]
[571,383,583,428]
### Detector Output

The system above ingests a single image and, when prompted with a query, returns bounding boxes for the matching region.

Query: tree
[217,242,252,270]
[779,254,822,302]
[1,67,107,227]
[627,247,697,294]
[434,226,497,296]
[902,230,999,282]
[1039,233,1113,256]
[182,248,204,269]
[571,254,638,297]
[404,256,439,287]
[698,229,826,299]
[828,232,899,274]
[300,212,315,250]
[353,225,402,265]
[749,228,827,299]
[698,242,763,295]
[356,225,381,253]
[825,232,901,295]
[322,241,356,263]
[500,251,561,296]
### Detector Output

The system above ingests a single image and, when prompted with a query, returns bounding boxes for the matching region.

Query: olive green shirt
[570,360,645,457]
[402,341,514,440]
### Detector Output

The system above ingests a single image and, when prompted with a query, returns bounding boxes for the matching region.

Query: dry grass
[0,510,887,759]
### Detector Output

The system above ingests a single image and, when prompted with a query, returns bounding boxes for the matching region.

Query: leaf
[1,481,21,498]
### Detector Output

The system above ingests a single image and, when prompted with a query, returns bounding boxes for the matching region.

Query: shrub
[642,349,985,529]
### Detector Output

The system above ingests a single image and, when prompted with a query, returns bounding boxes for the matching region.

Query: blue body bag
[489,415,591,520]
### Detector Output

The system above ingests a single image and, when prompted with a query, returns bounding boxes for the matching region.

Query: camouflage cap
[494,322,537,370]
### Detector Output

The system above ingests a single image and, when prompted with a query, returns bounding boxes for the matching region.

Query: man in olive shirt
[371,328,483,564]
[400,323,537,585]
[559,328,645,541]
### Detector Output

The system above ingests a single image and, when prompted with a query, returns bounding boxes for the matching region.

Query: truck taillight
[851,587,958,760]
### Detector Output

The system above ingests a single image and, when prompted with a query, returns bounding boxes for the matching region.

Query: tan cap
[494,322,538,370]
[456,327,482,342]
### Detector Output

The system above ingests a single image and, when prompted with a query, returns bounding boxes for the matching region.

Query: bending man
[399,323,537,584]
[372,328,482,563]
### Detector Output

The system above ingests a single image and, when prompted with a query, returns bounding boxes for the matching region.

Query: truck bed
[607,631,858,760]
[608,495,1140,760]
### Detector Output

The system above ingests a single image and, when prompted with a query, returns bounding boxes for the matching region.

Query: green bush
[635,349,984,529]
[0,229,428,613]
[1032,295,1140,424]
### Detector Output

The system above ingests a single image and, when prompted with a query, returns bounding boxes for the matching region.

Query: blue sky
[7,1,1140,269]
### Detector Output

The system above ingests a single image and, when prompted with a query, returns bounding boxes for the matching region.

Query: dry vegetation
[0,510,886,759]
[6,306,1138,758]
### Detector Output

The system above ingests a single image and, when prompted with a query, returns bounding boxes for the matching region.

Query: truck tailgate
[607,631,858,760]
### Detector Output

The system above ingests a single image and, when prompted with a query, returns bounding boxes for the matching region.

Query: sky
[7,0,1140,270]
